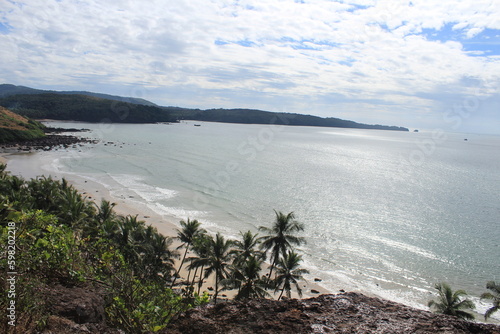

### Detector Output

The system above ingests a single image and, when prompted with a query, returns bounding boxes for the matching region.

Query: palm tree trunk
[197,265,205,295]
[171,246,189,288]
[191,266,199,288]
[214,269,219,304]
[278,286,285,300]
[186,262,194,284]
[267,258,278,284]
[268,264,275,282]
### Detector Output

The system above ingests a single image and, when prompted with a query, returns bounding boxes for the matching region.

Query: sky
[1,0,500,133]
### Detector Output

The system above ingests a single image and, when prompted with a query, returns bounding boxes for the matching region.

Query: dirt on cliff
[163,292,500,334]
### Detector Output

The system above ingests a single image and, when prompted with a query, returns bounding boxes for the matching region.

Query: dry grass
[0,106,30,131]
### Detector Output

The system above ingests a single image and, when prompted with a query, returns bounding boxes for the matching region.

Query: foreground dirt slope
[163,292,500,334]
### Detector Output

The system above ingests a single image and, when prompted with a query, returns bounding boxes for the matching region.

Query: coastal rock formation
[6,285,500,333]
[163,292,500,334]
[1,133,97,152]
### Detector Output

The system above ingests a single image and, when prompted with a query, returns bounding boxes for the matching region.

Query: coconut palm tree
[188,234,212,294]
[115,214,146,267]
[231,230,264,267]
[95,199,117,224]
[58,187,95,228]
[481,281,500,321]
[224,256,271,300]
[274,251,309,300]
[196,233,233,303]
[140,229,178,280]
[171,218,206,287]
[3,174,28,205]
[259,211,305,280]
[27,176,61,212]
[428,282,475,320]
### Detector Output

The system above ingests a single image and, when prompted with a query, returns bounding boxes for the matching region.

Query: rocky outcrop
[43,284,106,324]
[38,283,122,334]
[163,292,500,334]
[0,134,97,152]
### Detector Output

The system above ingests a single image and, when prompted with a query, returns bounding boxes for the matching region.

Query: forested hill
[0,84,157,106]
[0,84,409,131]
[0,93,174,123]
[171,108,409,131]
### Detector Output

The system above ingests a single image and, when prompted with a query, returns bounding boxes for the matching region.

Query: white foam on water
[151,203,206,221]
[369,235,441,261]
[470,295,500,323]
[108,174,177,202]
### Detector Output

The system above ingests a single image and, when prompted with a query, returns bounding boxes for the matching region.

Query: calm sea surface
[20,121,500,315]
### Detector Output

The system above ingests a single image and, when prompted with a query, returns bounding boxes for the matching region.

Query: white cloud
[1,0,499,133]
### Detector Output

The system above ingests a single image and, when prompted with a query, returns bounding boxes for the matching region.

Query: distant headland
[0,84,409,131]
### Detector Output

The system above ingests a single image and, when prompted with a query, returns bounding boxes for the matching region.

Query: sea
[8,120,500,319]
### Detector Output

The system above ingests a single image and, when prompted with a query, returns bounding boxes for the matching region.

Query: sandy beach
[1,150,330,300]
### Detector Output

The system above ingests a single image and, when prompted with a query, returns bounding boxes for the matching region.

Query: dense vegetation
[0,84,409,130]
[0,165,208,333]
[172,108,409,131]
[0,106,46,144]
[0,165,311,332]
[0,93,175,123]
[0,84,156,106]
[1,160,498,332]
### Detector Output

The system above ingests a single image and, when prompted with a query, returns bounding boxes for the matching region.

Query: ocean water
[21,121,500,316]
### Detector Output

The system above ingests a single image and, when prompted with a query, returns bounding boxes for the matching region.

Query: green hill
[0,93,174,123]
[0,84,409,131]
[0,106,46,143]
[170,108,409,131]
[0,84,157,106]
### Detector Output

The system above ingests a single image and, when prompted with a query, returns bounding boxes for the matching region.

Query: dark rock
[43,284,105,324]
[314,278,322,282]
[42,315,122,334]
[162,292,500,334]
[0,134,98,152]
[311,289,320,294]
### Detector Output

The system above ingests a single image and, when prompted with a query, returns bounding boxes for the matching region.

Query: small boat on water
[194,124,201,127]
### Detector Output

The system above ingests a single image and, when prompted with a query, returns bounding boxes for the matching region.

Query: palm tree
[196,233,233,303]
[231,230,264,267]
[224,256,271,300]
[140,229,179,280]
[259,211,305,280]
[428,282,475,320]
[171,219,206,287]
[115,214,146,267]
[274,251,309,300]
[188,234,212,294]
[58,187,94,228]
[481,281,500,321]
[101,217,120,239]
[27,176,60,212]
[95,199,117,224]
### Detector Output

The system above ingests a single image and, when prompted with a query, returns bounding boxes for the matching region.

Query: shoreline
[1,150,330,300]
[3,146,499,323]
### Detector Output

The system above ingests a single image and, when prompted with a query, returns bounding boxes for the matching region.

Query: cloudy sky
[1,0,499,133]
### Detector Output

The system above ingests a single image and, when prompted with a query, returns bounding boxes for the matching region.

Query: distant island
[0,84,409,131]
